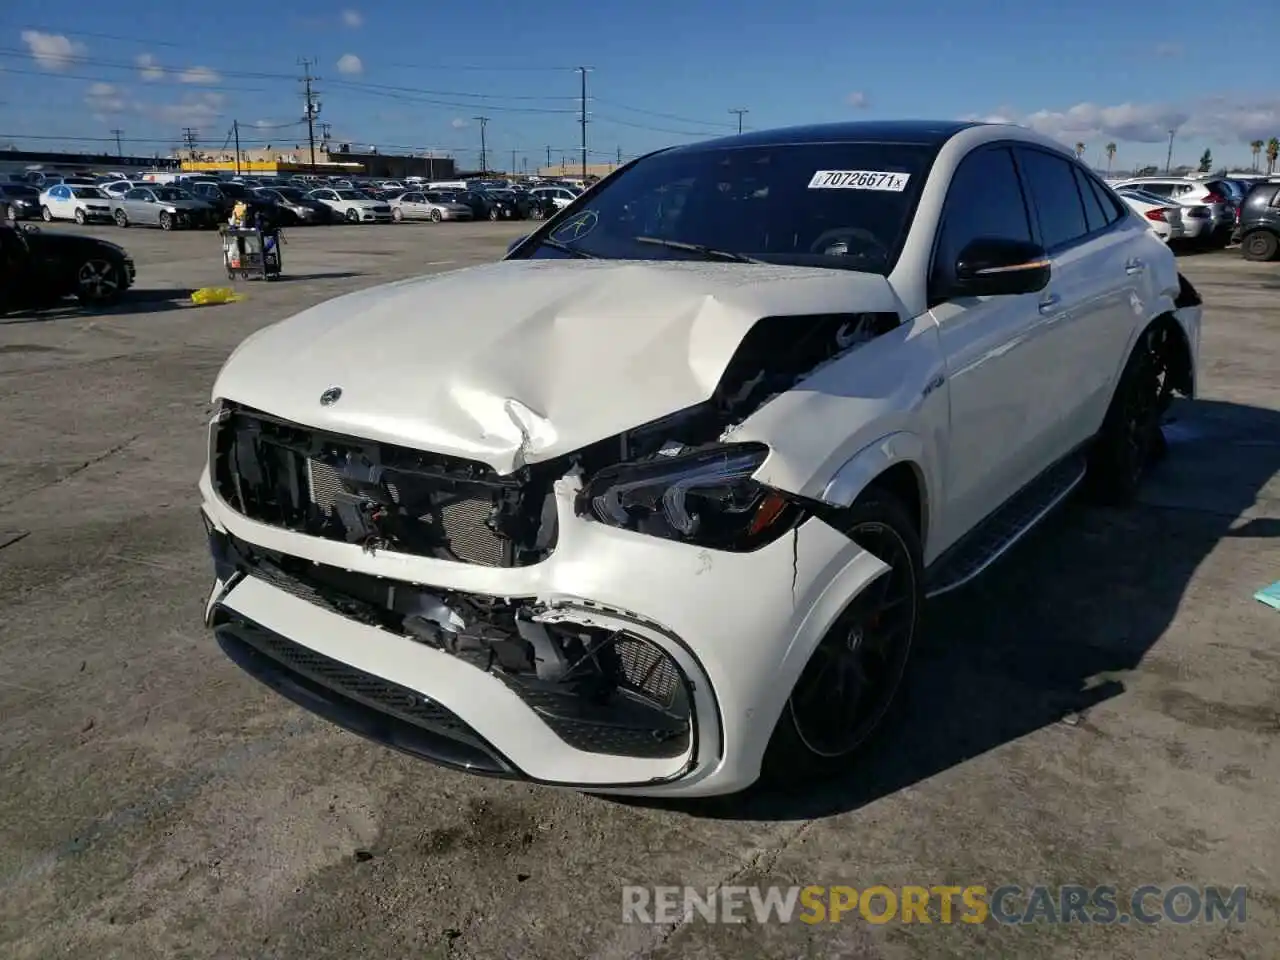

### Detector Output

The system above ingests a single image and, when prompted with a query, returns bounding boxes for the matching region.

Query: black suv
[1236,181,1280,261]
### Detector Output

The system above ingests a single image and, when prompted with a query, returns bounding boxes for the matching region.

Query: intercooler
[212,405,539,567]
[304,457,506,566]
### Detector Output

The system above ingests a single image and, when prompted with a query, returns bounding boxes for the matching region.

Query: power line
[592,97,737,131]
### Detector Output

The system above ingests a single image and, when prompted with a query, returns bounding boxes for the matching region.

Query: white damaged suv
[201,121,1202,797]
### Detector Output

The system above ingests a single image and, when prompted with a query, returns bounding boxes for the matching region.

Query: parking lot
[1,222,1277,959]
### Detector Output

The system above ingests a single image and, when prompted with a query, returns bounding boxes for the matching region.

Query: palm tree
[1105,142,1117,173]
[1268,138,1280,176]
[1250,140,1264,172]
[1074,142,1086,159]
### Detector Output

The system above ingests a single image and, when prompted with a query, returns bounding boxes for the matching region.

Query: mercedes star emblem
[320,386,342,406]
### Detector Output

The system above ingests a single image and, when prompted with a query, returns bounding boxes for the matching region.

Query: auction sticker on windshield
[808,171,910,191]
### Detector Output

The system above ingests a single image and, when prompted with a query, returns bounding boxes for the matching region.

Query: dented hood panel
[213,258,902,473]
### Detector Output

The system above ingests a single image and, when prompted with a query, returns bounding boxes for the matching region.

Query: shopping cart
[221,224,283,281]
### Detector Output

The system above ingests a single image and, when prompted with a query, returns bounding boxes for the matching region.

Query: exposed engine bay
[211,311,899,568]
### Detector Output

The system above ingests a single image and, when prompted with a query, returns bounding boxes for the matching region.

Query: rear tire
[41,206,53,222]
[760,490,922,786]
[1241,229,1279,262]
[75,258,123,306]
[430,209,443,223]
[1085,324,1171,505]
[114,210,129,228]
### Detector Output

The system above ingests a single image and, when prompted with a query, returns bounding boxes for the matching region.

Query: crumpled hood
[213,258,902,474]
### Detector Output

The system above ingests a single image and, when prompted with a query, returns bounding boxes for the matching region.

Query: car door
[125,188,153,224]
[402,192,429,218]
[48,185,70,218]
[1014,146,1139,459]
[927,144,1061,544]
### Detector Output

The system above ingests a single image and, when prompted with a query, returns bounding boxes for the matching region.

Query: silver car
[390,191,473,222]
[112,186,215,230]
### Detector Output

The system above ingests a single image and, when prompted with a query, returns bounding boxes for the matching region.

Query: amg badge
[319,387,342,406]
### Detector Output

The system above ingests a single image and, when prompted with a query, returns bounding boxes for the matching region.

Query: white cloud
[20,30,85,71]
[451,118,470,129]
[846,91,869,109]
[145,91,226,126]
[135,53,165,81]
[178,65,220,84]
[342,9,363,27]
[84,81,127,115]
[337,54,363,75]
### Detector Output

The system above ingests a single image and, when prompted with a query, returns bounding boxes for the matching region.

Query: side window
[125,188,146,200]
[1018,148,1089,250]
[930,146,1033,296]
[1140,183,1172,197]
[1087,176,1127,225]
[1073,166,1108,233]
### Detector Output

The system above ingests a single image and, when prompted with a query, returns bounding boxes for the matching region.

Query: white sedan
[1115,188,1185,243]
[200,120,1201,798]
[39,184,114,224]
[1118,188,1210,243]
[306,187,392,223]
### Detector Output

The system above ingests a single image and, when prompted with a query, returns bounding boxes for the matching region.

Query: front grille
[213,403,556,567]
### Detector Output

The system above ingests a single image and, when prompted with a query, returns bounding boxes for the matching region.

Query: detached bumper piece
[214,613,518,777]
[207,525,695,763]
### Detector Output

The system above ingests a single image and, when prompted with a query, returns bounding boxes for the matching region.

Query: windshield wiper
[632,236,765,264]
[537,237,598,259]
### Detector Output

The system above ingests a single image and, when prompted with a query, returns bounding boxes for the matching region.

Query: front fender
[819,431,937,548]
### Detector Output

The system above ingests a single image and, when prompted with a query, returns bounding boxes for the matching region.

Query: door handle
[1038,293,1062,315]
[1125,257,1145,275]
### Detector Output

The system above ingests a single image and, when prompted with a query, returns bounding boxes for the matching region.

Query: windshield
[334,189,369,200]
[274,188,306,201]
[218,183,250,198]
[72,187,108,199]
[513,141,933,274]
[153,188,188,202]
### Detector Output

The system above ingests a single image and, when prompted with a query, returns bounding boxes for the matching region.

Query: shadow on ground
[627,398,1280,822]
[270,271,366,282]
[0,288,197,324]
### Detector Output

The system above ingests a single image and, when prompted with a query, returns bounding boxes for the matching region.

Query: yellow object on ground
[191,287,245,305]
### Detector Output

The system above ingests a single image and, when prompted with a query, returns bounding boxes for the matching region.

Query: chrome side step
[924,453,1088,599]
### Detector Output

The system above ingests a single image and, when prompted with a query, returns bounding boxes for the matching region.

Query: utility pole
[110,128,124,157]
[1165,129,1176,173]
[577,66,592,181]
[182,127,199,158]
[546,144,551,169]
[729,108,748,135]
[233,120,242,175]
[511,148,517,176]
[616,145,622,165]
[299,58,321,171]
[319,121,332,151]
[473,116,489,173]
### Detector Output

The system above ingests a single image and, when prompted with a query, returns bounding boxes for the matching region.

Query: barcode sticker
[808,170,910,191]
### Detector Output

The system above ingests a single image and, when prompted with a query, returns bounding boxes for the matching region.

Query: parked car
[187,180,257,221]
[0,181,43,220]
[252,187,335,225]
[479,190,525,221]
[389,191,474,222]
[522,192,559,221]
[529,185,580,211]
[1235,180,1280,261]
[307,188,393,223]
[200,120,1202,798]
[0,222,135,313]
[1117,188,1211,245]
[100,179,137,199]
[112,186,214,230]
[1110,177,1234,246]
[40,184,114,224]
[1114,189,1184,243]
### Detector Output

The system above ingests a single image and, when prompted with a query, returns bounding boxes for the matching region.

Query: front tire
[75,258,123,305]
[74,208,86,225]
[760,491,922,785]
[114,210,129,228]
[392,207,404,223]
[345,207,360,223]
[159,211,173,231]
[1241,229,1279,262]
[1085,324,1171,505]
[488,207,500,221]
[430,209,443,223]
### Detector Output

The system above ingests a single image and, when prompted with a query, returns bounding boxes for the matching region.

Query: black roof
[664,120,979,155]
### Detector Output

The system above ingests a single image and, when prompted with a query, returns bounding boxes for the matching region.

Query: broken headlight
[579,443,802,550]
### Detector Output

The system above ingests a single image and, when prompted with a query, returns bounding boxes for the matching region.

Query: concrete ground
[0,222,1276,960]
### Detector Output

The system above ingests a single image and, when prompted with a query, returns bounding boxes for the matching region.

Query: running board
[924,453,1088,599]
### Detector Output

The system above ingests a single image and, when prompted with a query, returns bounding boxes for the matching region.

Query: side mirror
[506,236,528,256]
[951,238,1050,297]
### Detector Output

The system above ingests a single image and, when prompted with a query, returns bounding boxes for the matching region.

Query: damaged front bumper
[199,460,890,798]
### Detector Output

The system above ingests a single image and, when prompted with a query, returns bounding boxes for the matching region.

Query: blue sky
[2,0,1278,171]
